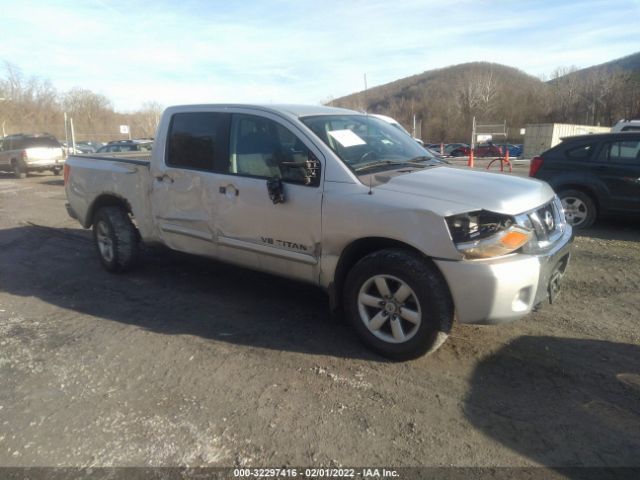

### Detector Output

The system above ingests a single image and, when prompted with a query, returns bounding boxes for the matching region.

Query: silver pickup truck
[1,133,66,178]
[65,104,573,359]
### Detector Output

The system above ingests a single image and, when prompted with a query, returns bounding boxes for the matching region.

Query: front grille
[517,196,567,253]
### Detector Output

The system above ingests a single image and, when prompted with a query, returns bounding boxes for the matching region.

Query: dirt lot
[0,171,639,474]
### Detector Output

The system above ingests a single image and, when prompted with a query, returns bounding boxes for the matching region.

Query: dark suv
[530,132,640,228]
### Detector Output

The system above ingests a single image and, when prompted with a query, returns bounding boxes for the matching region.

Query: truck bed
[65,153,155,238]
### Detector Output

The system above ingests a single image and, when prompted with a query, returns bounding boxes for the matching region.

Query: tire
[559,189,597,229]
[343,249,454,360]
[52,167,62,176]
[92,206,139,273]
[12,160,27,179]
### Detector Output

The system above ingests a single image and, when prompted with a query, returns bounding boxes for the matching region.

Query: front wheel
[92,206,139,273]
[559,189,596,229]
[343,249,454,360]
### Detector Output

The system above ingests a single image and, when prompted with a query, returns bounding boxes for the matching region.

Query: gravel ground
[0,171,638,475]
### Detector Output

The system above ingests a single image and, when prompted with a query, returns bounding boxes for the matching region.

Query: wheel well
[86,194,133,228]
[329,237,429,312]
[557,184,600,212]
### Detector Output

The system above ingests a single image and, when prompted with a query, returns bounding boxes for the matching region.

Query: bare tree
[130,101,163,138]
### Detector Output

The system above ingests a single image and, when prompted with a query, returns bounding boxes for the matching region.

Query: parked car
[444,143,469,156]
[530,132,640,228]
[448,143,503,157]
[96,140,153,153]
[425,143,443,152]
[75,141,104,153]
[474,143,504,157]
[611,119,640,132]
[65,104,573,360]
[64,141,98,154]
[449,145,471,157]
[0,133,65,178]
[496,144,523,158]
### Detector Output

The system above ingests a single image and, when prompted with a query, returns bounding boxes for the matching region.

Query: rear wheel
[559,189,596,229]
[92,206,139,273]
[343,249,453,360]
[52,167,62,175]
[12,160,27,179]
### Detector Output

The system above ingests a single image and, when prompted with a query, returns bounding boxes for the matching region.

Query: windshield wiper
[354,160,425,172]
[408,155,442,164]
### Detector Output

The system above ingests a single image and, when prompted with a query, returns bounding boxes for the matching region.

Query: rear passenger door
[150,111,231,258]
[595,136,640,212]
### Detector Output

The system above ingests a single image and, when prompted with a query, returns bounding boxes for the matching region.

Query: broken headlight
[446,210,533,259]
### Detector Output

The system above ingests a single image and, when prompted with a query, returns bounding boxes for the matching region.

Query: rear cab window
[166,112,231,172]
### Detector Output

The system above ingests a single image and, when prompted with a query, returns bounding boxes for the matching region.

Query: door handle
[155,174,174,183]
[219,185,239,196]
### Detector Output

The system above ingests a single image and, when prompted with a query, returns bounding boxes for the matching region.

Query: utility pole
[471,116,476,151]
[64,112,70,151]
[70,118,76,153]
[0,97,6,137]
[362,73,368,111]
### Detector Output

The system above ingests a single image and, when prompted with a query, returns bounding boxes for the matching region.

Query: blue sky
[1,0,639,111]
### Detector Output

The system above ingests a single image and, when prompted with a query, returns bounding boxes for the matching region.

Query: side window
[565,143,596,161]
[167,112,230,171]
[225,114,320,186]
[603,139,640,165]
[10,138,23,150]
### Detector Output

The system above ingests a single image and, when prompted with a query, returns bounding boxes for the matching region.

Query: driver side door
[210,111,324,284]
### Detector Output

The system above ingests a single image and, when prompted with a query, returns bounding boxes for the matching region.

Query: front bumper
[434,225,573,325]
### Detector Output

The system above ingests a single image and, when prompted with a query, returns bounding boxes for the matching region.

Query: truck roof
[164,103,360,119]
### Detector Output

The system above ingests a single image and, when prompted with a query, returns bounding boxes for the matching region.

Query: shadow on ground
[0,224,377,361]
[465,335,640,473]
[576,216,640,242]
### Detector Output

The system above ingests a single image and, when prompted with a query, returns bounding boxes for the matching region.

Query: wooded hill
[328,52,640,143]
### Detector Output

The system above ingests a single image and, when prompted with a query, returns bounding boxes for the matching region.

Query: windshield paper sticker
[328,129,366,147]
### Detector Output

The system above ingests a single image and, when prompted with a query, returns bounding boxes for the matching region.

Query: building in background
[523,123,610,158]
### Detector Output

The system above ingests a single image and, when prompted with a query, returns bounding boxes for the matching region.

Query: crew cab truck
[0,133,65,178]
[65,104,573,360]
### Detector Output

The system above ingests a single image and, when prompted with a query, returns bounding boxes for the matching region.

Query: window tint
[22,137,60,148]
[167,112,230,171]
[600,139,640,165]
[4,137,23,150]
[565,143,596,160]
[225,114,320,186]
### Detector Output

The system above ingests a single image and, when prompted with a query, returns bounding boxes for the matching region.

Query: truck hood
[375,166,555,215]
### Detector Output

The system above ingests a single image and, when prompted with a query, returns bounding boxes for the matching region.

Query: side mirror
[267,178,285,204]
[280,153,320,186]
[303,157,320,185]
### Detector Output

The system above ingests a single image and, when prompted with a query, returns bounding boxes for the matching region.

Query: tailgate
[26,147,65,162]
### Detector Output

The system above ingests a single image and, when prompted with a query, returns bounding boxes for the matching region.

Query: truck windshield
[300,115,441,173]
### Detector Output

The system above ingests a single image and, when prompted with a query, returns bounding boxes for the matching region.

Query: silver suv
[0,133,65,178]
